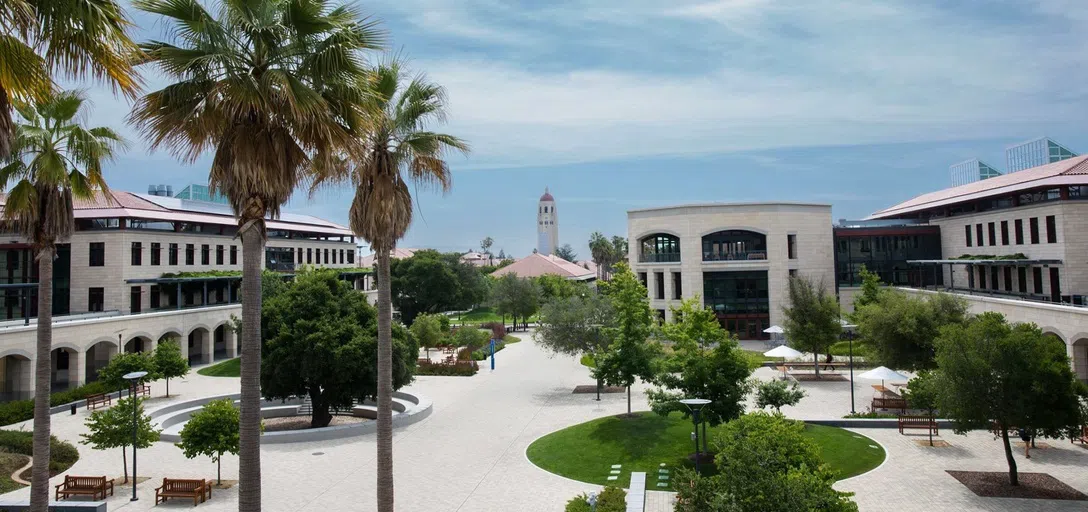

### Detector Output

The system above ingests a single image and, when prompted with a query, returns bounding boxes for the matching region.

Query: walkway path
[5,332,1086,511]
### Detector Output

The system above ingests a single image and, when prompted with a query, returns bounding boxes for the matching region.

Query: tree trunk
[29,247,53,512]
[309,390,332,429]
[626,386,632,415]
[376,250,395,512]
[1001,423,1018,486]
[166,378,170,398]
[813,350,821,378]
[238,228,264,512]
[217,456,222,485]
[122,445,128,484]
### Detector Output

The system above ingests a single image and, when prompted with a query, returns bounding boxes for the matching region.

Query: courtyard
[2,330,1086,511]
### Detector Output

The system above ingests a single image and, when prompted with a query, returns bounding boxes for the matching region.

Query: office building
[949,159,1002,187]
[1006,137,1078,173]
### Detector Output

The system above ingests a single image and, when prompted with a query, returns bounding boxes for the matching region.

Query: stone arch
[85,339,118,384]
[50,346,81,392]
[187,325,213,366]
[124,331,156,354]
[698,226,770,237]
[212,322,235,361]
[0,351,32,401]
[1039,327,1066,343]
[701,229,768,261]
[1070,333,1088,383]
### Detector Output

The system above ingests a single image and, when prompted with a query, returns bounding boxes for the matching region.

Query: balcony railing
[639,252,681,263]
[906,285,1088,308]
[703,251,767,262]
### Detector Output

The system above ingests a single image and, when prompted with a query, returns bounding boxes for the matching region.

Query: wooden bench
[155,478,211,506]
[86,393,111,410]
[133,384,151,398]
[872,397,907,413]
[1072,425,1087,445]
[898,415,938,435]
[55,475,113,501]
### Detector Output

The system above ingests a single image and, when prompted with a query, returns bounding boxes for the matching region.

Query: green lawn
[503,334,522,344]
[526,412,884,489]
[197,358,240,377]
[454,307,539,325]
[0,453,28,493]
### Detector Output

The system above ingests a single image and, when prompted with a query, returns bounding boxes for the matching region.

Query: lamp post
[679,399,711,473]
[848,331,855,414]
[123,371,148,501]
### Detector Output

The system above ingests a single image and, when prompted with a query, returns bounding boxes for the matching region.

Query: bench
[86,393,111,410]
[1072,425,1087,445]
[155,478,211,506]
[132,384,151,398]
[55,475,113,501]
[872,397,907,413]
[898,415,938,435]
[626,472,646,512]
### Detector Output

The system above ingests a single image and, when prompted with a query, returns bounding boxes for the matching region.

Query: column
[200,330,213,365]
[69,350,85,388]
[225,329,238,359]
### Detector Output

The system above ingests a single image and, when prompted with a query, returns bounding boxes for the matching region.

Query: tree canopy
[853,290,968,371]
[554,243,577,262]
[97,352,160,393]
[781,276,841,377]
[535,292,615,358]
[595,263,660,414]
[153,338,189,397]
[177,398,239,484]
[390,249,488,324]
[261,269,418,428]
[410,313,445,357]
[490,273,541,329]
[80,397,160,483]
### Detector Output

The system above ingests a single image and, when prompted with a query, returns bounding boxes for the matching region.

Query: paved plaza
[4,331,1087,511]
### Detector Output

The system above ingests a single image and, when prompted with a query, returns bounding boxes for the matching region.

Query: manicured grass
[197,357,240,377]
[580,354,596,368]
[454,307,539,325]
[0,453,28,493]
[503,334,522,344]
[526,411,884,489]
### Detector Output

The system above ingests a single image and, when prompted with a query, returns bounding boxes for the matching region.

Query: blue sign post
[489,339,496,370]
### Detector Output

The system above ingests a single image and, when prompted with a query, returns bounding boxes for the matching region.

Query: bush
[0,401,34,427]
[416,360,479,376]
[50,381,110,407]
[0,380,114,426]
[596,486,627,512]
[471,340,505,361]
[842,411,898,419]
[481,321,506,340]
[451,326,490,351]
[564,495,592,512]
[0,429,80,473]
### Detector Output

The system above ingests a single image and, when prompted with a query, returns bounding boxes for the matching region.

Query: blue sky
[70,0,1088,259]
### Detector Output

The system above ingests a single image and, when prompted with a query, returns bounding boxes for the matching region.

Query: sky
[66,0,1088,260]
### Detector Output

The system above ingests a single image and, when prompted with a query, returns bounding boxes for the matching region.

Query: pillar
[68,350,85,388]
[225,329,238,359]
[200,330,213,365]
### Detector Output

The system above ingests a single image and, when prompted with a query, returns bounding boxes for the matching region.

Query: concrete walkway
[5,332,1086,511]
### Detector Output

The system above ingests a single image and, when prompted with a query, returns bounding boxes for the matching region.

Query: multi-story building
[0,190,360,400]
[949,158,1002,187]
[1006,137,1078,173]
[833,219,943,288]
[628,203,834,338]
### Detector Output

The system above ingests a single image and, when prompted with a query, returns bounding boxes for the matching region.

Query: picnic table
[871,384,901,396]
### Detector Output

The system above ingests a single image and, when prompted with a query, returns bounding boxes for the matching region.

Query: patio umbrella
[763,345,802,359]
[763,325,784,334]
[857,366,910,389]
[839,318,857,330]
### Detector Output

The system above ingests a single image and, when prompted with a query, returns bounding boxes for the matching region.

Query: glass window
[347,249,354,264]
[1014,219,1024,245]
[1029,218,1040,244]
[130,286,141,313]
[230,245,238,265]
[201,244,210,265]
[307,248,312,264]
[88,287,104,312]
[987,222,996,246]
[131,242,142,266]
[787,234,797,259]
[975,224,983,246]
[1000,221,1008,246]
[1017,267,1027,293]
[89,242,105,267]
[1033,267,1043,294]
[150,285,160,309]
[151,243,161,266]
[169,243,179,265]
[1045,215,1057,243]
[964,225,972,247]
[185,244,195,265]
[702,230,767,261]
[639,234,681,263]
[216,245,224,265]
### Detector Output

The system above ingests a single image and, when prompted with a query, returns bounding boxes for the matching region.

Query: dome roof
[540,187,554,202]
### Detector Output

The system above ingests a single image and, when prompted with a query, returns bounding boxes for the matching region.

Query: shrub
[596,486,627,512]
[481,321,506,340]
[0,429,80,473]
[564,495,592,512]
[0,401,34,427]
[451,326,490,351]
[0,380,113,426]
[416,359,479,376]
[755,380,806,413]
[471,339,505,361]
[842,411,898,419]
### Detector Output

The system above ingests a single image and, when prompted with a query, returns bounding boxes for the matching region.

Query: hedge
[0,380,111,426]
[0,429,79,472]
[416,360,479,376]
[564,487,626,512]
[471,340,505,361]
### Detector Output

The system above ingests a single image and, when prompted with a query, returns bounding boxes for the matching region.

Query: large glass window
[185,244,195,265]
[702,230,767,261]
[151,243,161,266]
[88,287,104,312]
[1045,215,1057,243]
[265,247,295,271]
[833,231,942,286]
[1014,219,1024,245]
[639,234,680,263]
[89,242,105,267]
[703,271,769,315]
[169,243,179,265]
[130,242,142,266]
[964,225,972,247]
[1029,217,1040,244]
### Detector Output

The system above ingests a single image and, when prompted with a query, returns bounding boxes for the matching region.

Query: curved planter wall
[150,391,433,444]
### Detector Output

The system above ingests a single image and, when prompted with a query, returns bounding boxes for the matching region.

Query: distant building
[460,251,493,267]
[1006,137,1078,173]
[490,253,594,281]
[357,248,421,268]
[950,159,1002,187]
[174,183,229,205]
[537,188,559,256]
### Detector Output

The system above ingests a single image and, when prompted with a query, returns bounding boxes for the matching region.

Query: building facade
[537,188,558,256]
[0,190,361,400]
[628,203,834,338]
[1006,137,1078,173]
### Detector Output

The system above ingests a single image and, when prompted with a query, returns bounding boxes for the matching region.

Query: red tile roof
[490,253,594,280]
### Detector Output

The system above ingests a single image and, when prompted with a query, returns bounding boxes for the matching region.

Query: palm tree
[129,2,382,510]
[588,231,611,281]
[312,61,468,512]
[1,90,123,512]
[0,0,141,158]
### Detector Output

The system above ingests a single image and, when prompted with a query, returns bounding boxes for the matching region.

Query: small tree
[410,313,444,358]
[491,273,540,330]
[850,265,883,312]
[781,276,841,378]
[595,263,661,415]
[755,380,806,413]
[554,243,577,262]
[536,292,615,393]
[903,370,939,446]
[97,352,161,394]
[854,290,968,371]
[935,313,1083,486]
[153,338,189,397]
[80,397,160,483]
[177,398,239,485]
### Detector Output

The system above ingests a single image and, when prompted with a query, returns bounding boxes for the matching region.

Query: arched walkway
[187,327,212,366]
[124,335,154,354]
[212,324,233,361]
[50,346,81,392]
[1072,337,1088,383]
[85,340,118,383]
[0,352,32,401]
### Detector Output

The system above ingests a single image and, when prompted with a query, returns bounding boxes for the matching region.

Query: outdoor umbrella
[857,366,910,390]
[764,345,803,380]
[763,325,784,334]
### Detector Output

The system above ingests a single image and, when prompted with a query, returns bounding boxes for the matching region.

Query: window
[789,269,797,277]
[185,244,195,265]
[88,287,104,312]
[347,249,354,264]
[216,245,224,265]
[340,249,346,264]
[150,285,160,309]
[990,267,999,291]
[130,286,141,313]
[1014,219,1024,245]
[672,272,682,299]
[978,267,986,289]
[1003,267,1012,291]
[297,248,303,266]
[965,225,972,247]
[987,222,996,246]
[1029,217,1040,244]
[1000,221,1008,245]
[169,243,179,265]
[1033,267,1043,294]
[975,224,983,246]
[89,242,105,267]
[1017,267,1027,293]
[332,249,338,265]
[151,243,161,266]
[307,248,312,264]
[656,309,666,325]
[201,244,210,265]
[638,272,647,289]
[787,234,797,259]
[131,242,142,266]
[324,249,329,264]
[1045,215,1057,243]
[1049,268,1061,302]
[230,245,238,265]
[654,272,664,300]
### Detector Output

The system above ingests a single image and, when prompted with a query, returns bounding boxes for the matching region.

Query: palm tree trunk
[376,249,395,512]
[29,247,53,512]
[238,228,264,512]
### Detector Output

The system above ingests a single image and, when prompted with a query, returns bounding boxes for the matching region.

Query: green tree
[439,251,490,310]
[902,370,939,446]
[390,250,461,325]
[153,337,189,397]
[536,292,616,391]
[934,313,1084,486]
[595,263,661,414]
[2,89,127,511]
[130,2,383,509]
[480,237,493,264]
[410,313,444,358]
[176,398,239,485]
[80,397,161,484]
[648,298,751,433]
[262,269,418,428]
[491,273,541,330]
[851,265,883,312]
[536,274,585,302]
[97,352,160,394]
[554,243,577,262]
[755,380,806,413]
[854,290,968,371]
[781,276,841,378]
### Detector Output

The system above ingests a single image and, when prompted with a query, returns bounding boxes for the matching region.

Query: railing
[638,252,681,263]
[703,251,767,262]
[0,302,241,330]
[907,285,1088,308]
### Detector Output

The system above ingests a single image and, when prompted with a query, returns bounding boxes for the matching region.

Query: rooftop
[628,201,831,215]
[490,253,594,280]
